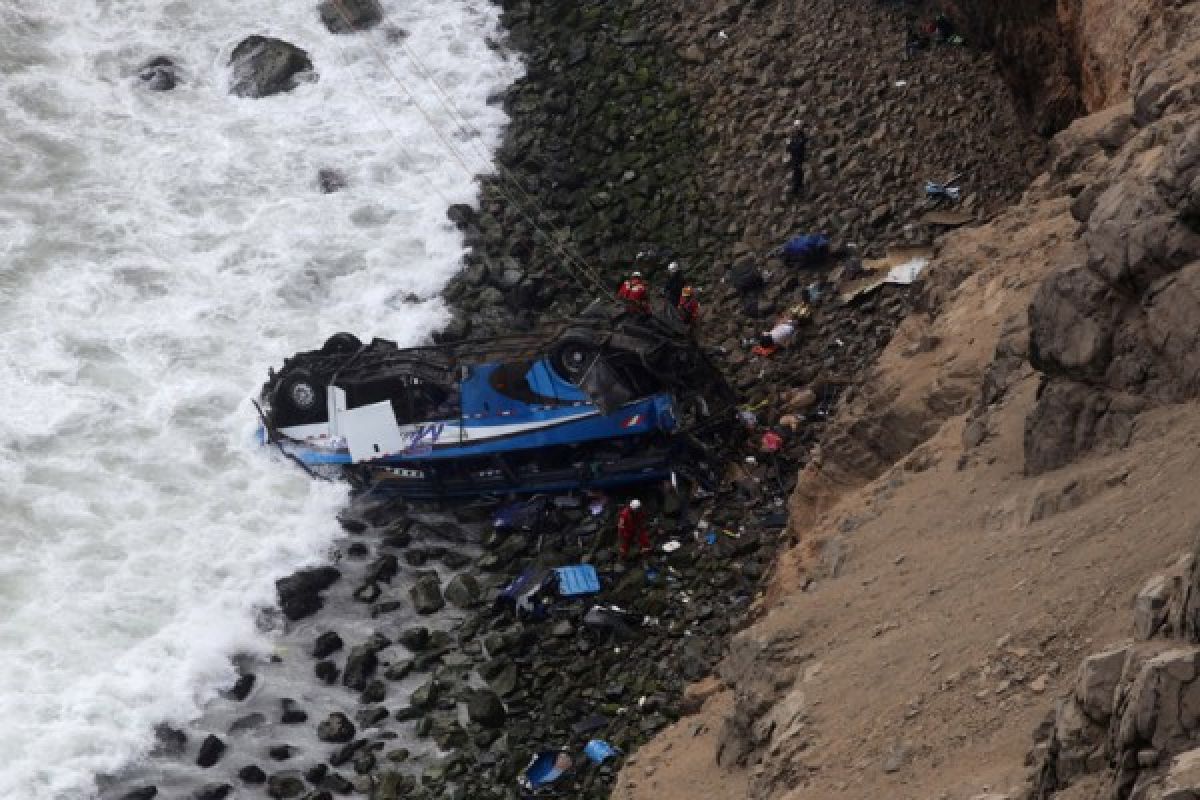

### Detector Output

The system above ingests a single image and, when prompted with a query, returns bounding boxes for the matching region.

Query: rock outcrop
[1023,78,1200,473]
[317,0,383,34]
[228,36,315,98]
[136,56,179,91]
[1026,547,1200,799]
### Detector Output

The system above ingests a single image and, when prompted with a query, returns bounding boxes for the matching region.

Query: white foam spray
[0,1,518,796]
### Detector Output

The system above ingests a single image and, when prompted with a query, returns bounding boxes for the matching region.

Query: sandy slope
[614,208,1200,798]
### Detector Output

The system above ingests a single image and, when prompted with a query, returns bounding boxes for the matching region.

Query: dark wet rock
[137,56,178,91]
[305,763,328,784]
[318,0,383,34]
[339,515,368,534]
[224,672,255,702]
[238,765,267,785]
[342,634,390,690]
[360,679,387,704]
[276,566,340,620]
[193,784,231,800]
[329,738,367,767]
[196,734,226,768]
[444,573,482,609]
[466,688,507,729]
[268,744,295,760]
[371,599,404,617]
[266,772,306,798]
[440,550,473,570]
[317,712,356,743]
[280,698,308,725]
[351,748,376,774]
[228,712,266,733]
[409,678,439,710]
[374,771,412,800]
[151,724,187,756]
[317,168,347,194]
[319,772,355,794]
[120,788,158,800]
[314,660,339,684]
[382,529,412,548]
[384,660,414,681]
[446,203,477,230]
[346,542,369,559]
[356,705,390,727]
[313,631,343,659]
[366,553,399,583]
[409,573,445,614]
[352,582,381,603]
[228,36,315,99]
[398,626,430,651]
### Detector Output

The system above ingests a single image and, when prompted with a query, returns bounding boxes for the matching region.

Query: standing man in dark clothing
[663,261,686,308]
[787,122,808,197]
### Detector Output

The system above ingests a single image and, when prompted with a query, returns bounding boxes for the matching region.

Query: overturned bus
[257,304,735,498]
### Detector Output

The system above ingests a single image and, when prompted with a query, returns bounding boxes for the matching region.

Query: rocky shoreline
[99,0,1055,798]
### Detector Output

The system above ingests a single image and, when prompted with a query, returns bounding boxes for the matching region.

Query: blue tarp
[520,751,573,790]
[584,739,620,764]
[781,233,830,264]
[554,564,600,596]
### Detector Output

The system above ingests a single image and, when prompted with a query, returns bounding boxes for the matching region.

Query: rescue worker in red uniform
[677,285,700,325]
[616,271,650,313]
[617,498,651,558]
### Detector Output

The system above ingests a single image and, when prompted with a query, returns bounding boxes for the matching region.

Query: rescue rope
[326,0,611,296]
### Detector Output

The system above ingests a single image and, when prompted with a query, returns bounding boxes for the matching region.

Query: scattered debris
[519,750,573,791]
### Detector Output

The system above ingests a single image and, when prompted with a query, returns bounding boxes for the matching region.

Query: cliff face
[943,0,1175,132]
[614,1,1200,799]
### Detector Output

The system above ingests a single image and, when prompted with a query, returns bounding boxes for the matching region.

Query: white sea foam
[0,1,518,796]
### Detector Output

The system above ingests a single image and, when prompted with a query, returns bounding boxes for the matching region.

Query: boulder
[120,788,158,800]
[312,631,344,659]
[317,168,347,193]
[193,785,231,800]
[152,724,187,756]
[318,0,383,34]
[1117,648,1200,755]
[444,573,482,609]
[196,734,226,768]
[280,698,308,725]
[225,672,255,701]
[238,765,267,784]
[1136,575,1172,641]
[228,36,315,98]
[398,627,430,651]
[276,566,340,620]
[409,574,445,614]
[1140,746,1200,800]
[265,772,305,799]
[466,689,507,728]
[341,634,388,690]
[1076,646,1129,722]
[317,712,356,743]
[228,713,265,733]
[136,56,178,91]
[342,644,379,691]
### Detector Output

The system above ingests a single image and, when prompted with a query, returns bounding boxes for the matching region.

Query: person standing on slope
[617,271,651,313]
[787,122,808,197]
[677,286,701,326]
[617,498,651,559]
[663,261,686,308]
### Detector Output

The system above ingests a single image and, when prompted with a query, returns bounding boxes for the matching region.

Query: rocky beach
[80,0,1200,800]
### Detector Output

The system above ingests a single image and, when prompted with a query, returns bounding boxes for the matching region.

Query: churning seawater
[0,1,517,796]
